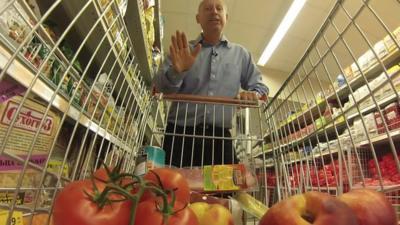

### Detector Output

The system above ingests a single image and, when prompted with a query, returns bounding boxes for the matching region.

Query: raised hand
[170,30,202,73]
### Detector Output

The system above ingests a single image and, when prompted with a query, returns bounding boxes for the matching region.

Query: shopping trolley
[0,0,154,224]
[261,0,400,220]
[146,93,273,221]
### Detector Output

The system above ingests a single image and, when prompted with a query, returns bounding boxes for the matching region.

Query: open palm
[170,31,202,73]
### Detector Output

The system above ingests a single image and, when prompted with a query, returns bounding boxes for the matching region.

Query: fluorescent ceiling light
[257,0,307,66]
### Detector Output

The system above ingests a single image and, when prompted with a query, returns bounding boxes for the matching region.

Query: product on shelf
[374,110,386,134]
[384,34,396,51]
[358,49,375,71]
[380,65,400,94]
[393,26,400,42]
[350,62,361,77]
[176,164,258,192]
[343,65,356,82]
[134,146,165,176]
[0,95,61,207]
[144,6,155,46]
[98,0,110,9]
[25,0,42,19]
[373,100,400,134]
[353,151,400,188]
[384,101,400,131]
[104,6,116,26]
[374,40,389,59]
[0,0,32,44]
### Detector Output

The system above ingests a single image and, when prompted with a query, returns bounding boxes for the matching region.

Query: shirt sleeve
[153,56,186,94]
[240,49,269,96]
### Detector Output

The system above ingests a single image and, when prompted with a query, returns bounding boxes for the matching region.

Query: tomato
[134,200,199,225]
[93,167,113,182]
[93,167,136,190]
[53,180,132,225]
[142,168,190,204]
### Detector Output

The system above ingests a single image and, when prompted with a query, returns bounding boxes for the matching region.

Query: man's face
[196,0,227,34]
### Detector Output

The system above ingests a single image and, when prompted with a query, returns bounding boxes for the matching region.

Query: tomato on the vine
[141,168,190,204]
[134,200,199,225]
[53,180,132,225]
[93,167,132,184]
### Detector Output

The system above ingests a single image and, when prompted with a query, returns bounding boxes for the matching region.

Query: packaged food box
[351,62,360,77]
[344,66,355,81]
[176,164,258,193]
[394,26,400,42]
[383,34,396,51]
[374,40,389,59]
[358,52,369,72]
[0,95,60,207]
[385,101,400,131]
[134,146,165,176]
[374,111,386,134]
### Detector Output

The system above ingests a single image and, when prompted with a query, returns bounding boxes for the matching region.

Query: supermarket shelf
[254,148,273,157]
[283,148,339,166]
[42,0,162,146]
[124,0,154,85]
[51,0,136,95]
[357,129,400,147]
[261,83,400,158]
[265,162,274,168]
[306,186,339,191]
[260,185,278,189]
[154,0,162,51]
[262,48,400,143]
[258,92,400,165]
[0,45,133,153]
[279,101,327,137]
[328,48,400,101]
[260,94,397,157]
[352,184,400,192]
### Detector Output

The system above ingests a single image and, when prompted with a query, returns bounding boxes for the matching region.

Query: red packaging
[374,111,386,134]
[385,102,400,131]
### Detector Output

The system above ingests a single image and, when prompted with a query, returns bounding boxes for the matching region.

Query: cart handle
[153,93,262,107]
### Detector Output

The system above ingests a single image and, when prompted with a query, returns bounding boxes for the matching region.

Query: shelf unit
[258,3,400,214]
[0,0,170,219]
[0,45,133,152]
[262,49,400,143]
[0,0,165,182]
[124,0,154,84]
[256,79,400,160]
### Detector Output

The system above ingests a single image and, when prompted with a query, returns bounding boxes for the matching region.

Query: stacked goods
[374,101,400,134]
[0,95,60,207]
[365,152,400,186]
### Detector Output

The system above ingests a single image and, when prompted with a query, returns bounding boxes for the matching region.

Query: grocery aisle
[0,0,399,225]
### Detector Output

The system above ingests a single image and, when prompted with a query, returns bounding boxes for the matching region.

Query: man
[154,0,268,167]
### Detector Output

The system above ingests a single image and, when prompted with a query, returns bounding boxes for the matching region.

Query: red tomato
[53,180,132,225]
[93,168,135,189]
[134,200,199,225]
[141,168,190,204]
[93,167,113,181]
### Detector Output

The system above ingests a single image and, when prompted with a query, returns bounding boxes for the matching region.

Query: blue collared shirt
[154,34,269,128]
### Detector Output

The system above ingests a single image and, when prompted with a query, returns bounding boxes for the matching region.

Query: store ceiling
[161,0,400,96]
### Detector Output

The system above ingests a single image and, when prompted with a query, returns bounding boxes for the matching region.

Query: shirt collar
[194,33,232,49]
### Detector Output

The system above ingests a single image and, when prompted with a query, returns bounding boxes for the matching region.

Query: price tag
[0,211,23,225]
